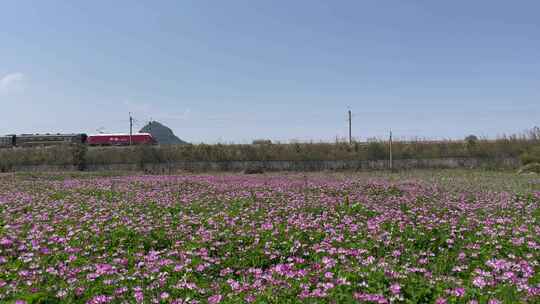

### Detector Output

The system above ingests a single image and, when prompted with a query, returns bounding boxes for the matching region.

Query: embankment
[8,157,520,173]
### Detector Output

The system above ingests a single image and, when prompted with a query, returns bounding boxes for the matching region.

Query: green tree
[366,141,386,160]
[71,144,87,171]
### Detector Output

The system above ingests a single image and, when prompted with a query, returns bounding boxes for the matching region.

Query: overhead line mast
[129,112,133,146]
[348,109,352,144]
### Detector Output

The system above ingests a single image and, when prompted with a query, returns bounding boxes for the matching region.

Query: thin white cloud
[159,108,192,121]
[123,99,151,113]
[123,99,192,122]
[0,72,25,94]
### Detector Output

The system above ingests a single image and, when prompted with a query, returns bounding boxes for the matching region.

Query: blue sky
[1,1,539,143]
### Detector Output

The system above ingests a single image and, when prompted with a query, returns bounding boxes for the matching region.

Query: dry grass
[0,134,538,170]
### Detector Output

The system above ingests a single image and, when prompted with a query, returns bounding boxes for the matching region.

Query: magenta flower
[472,276,486,289]
[435,298,447,304]
[0,238,13,247]
[134,291,144,303]
[390,282,401,295]
[261,222,273,230]
[451,287,465,297]
[160,292,170,300]
[208,294,223,304]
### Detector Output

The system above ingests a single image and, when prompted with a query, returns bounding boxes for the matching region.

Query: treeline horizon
[0,127,539,171]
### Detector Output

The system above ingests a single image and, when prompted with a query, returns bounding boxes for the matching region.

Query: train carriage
[0,132,158,148]
[15,133,87,147]
[0,135,16,148]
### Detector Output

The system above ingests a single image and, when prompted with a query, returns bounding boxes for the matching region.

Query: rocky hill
[139,121,188,145]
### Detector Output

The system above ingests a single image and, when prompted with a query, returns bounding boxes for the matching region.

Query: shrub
[520,146,540,165]
[71,144,87,171]
[135,145,162,169]
[517,162,540,174]
[366,141,387,160]
[244,167,265,174]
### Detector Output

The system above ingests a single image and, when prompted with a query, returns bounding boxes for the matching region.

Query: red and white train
[87,133,156,146]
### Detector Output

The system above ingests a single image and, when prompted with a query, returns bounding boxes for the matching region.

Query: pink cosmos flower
[134,291,144,303]
[435,298,447,304]
[87,295,113,304]
[472,276,486,289]
[174,264,183,272]
[208,294,223,304]
[160,292,170,300]
[452,288,465,297]
[354,293,388,304]
[390,283,401,295]
[0,238,13,247]
[261,222,273,230]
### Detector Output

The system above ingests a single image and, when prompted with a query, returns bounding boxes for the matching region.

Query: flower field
[1,172,540,303]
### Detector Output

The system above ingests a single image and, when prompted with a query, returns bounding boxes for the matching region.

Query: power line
[389,130,393,171]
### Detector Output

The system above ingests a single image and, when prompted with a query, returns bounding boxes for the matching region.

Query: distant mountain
[139,121,188,145]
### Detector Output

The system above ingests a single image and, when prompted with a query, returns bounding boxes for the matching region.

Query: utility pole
[129,112,133,146]
[389,130,393,171]
[348,109,352,144]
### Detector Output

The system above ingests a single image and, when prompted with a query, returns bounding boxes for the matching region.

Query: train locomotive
[86,133,156,146]
[0,133,156,148]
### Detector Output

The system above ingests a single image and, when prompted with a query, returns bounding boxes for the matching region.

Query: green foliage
[0,146,76,169]
[105,226,145,252]
[71,144,87,171]
[520,145,540,165]
[145,228,173,252]
[135,144,162,168]
[401,276,438,303]
[49,191,70,201]
[517,162,540,174]
[0,128,539,169]
[13,292,61,304]
[366,141,387,160]
[465,135,479,143]
[77,188,120,201]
